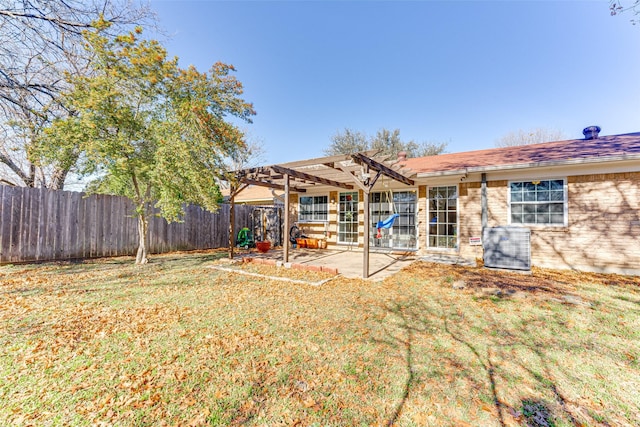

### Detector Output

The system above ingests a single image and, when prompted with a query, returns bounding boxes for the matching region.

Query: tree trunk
[228,191,235,259]
[135,212,149,264]
[49,166,69,190]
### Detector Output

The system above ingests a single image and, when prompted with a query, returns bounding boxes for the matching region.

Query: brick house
[402,130,640,275]
[234,130,640,276]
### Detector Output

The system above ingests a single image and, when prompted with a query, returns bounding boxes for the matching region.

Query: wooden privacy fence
[0,185,278,264]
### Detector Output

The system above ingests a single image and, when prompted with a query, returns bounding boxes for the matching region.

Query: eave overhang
[414,153,640,179]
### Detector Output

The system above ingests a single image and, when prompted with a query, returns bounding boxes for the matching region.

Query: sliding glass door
[370,191,417,250]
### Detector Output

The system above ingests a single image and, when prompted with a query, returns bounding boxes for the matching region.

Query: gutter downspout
[481,173,488,260]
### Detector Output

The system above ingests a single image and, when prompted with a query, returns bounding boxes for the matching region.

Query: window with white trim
[299,195,328,222]
[509,179,566,225]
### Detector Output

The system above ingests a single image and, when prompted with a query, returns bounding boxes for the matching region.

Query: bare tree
[217,132,267,190]
[228,132,267,172]
[610,1,640,24]
[0,0,155,189]
[495,128,566,148]
[324,128,369,156]
[370,128,407,158]
[414,140,449,157]
[326,127,447,158]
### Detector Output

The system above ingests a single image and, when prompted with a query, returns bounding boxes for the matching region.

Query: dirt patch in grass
[1,252,639,426]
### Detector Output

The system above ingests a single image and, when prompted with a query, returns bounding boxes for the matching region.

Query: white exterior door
[338,191,359,244]
[427,186,458,249]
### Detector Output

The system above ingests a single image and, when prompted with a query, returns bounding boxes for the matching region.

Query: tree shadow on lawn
[370,292,602,426]
[1,250,227,295]
[410,261,640,300]
[374,300,420,427]
[519,399,557,427]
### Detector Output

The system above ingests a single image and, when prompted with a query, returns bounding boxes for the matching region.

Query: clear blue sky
[151,0,640,164]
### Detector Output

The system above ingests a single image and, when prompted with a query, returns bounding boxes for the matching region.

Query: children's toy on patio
[236,227,254,249]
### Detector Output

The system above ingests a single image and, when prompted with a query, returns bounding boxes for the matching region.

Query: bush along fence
[0,185,279,264]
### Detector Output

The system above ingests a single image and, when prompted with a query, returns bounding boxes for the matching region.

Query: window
[428,186,457,249]
[509,179,566,225]
[338,192,358,243]
[299,195,328,222]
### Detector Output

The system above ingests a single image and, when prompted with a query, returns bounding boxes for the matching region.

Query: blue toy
[376,213,399,238]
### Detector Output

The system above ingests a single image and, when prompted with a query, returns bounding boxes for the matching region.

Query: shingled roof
[399,132,640,176]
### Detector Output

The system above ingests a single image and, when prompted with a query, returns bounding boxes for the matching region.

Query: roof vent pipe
[583,125,601,140]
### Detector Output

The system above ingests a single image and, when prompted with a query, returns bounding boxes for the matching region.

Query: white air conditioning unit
[482,226,531,271]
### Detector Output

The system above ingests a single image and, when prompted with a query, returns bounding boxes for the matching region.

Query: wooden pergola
[228,151,415,278]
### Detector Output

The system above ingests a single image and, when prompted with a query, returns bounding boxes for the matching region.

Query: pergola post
[363,188,370,279]
[283,174,290,263]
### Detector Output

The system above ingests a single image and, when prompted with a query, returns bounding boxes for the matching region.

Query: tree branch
[0,149,34,186]
[0,9,92,34]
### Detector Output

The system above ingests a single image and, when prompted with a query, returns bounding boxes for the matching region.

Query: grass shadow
[377,301,418,426]
[439,301,507,427]
[520,399,557,427]
[373,297,509,426]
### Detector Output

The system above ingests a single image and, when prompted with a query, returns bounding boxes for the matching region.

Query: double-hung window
[299,195,328,222]
[509,179,566,226]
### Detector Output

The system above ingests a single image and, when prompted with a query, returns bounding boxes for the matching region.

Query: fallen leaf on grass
[180,396,197,409]
[174,369,187,381]
[302,397,322,410]
[507,407,522,420]
[481,403,494,413]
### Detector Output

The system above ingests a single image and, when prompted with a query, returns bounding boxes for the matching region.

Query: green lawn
[1,251,638,426]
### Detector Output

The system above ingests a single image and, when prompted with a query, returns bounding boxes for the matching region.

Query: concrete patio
[236,247,476,280]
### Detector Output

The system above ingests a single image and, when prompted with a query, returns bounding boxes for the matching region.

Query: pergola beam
[237,166,272,176]
[270,165,354,190]
[229,151,416,279]
[278,149,380,169]
[240,178,307,193]
[351,153,415,186]
[238,167,349,190]
[334,165,364,191]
